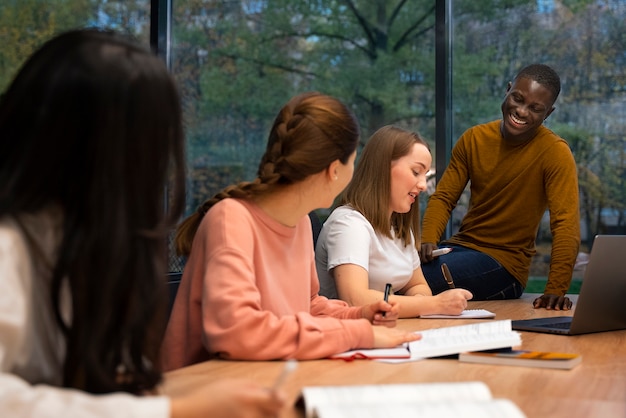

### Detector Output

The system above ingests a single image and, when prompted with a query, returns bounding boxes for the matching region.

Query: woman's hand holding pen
[361,299,400,327]
[434,289,473,315]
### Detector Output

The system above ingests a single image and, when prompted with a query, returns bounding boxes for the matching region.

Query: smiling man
[420,64,580,310]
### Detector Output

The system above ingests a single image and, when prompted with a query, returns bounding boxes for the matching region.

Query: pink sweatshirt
[161,198,373,370]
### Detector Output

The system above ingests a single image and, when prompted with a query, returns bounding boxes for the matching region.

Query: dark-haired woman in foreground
[0,29,283,418]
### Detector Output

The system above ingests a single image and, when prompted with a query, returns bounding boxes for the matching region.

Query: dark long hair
[0,29,185,393]
[175,91,360,256]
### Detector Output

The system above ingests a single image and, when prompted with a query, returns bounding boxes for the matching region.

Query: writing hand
[533,293,573,310]
[362,300,400,327]
[435,288,473,315]
[419,242,438,263]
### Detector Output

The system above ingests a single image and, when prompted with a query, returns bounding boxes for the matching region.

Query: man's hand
[533,293,573,310]
[419,242,438,263]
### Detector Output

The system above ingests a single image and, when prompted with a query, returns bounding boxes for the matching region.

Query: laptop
[512,235,626,335]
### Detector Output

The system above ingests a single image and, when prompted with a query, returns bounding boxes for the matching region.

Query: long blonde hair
[340,125,429,248]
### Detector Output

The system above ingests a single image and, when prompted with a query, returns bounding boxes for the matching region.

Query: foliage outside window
[0,0,150,91]
[2,0,624,280]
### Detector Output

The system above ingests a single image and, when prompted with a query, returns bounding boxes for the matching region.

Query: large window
[0,1,150,92]
[3,1,624,286]
[170,0,625,285]
[170,0,438,218]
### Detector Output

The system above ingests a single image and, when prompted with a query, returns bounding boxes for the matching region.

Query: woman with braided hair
[161,92,420,368]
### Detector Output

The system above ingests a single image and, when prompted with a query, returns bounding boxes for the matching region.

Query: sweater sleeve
[201,248,372,360]
[543,141,581,295]
[308,258,366,320]
[421,130,472,244]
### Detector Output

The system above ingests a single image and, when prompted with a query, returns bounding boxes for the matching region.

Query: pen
[272,359,297,392]
[441,263,456,289]
[382,283,392,317]
[432,247,452,257]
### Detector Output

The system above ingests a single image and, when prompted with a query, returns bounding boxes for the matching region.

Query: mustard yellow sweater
[422,120,580,295]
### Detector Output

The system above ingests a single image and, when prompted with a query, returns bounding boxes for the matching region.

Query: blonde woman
[316,125,472,318]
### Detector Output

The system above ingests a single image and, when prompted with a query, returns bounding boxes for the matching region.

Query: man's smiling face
[500,77,556,143]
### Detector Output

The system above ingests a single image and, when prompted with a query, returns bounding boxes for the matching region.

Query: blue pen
[382,283,392,317]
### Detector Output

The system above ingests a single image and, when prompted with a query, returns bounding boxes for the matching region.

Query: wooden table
[162,294,626,418]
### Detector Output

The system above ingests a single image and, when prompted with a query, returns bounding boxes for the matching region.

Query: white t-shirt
[0,210,168,418]
[315,206,421,299]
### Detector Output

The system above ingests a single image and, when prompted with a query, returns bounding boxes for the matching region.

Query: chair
[309,211,323,248]
[166,271,182,319]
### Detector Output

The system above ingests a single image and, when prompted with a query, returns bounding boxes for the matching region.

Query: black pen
[441,263,456,289]
[382,283,392,317]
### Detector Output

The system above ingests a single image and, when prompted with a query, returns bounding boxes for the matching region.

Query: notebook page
[300,381,492,418]
[313,399,526,418]
[420,309,496,319]
[408,319,521,360]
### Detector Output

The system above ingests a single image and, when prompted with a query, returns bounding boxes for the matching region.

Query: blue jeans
[420,245,524,300]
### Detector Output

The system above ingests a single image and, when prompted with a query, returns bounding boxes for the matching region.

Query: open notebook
[296,381,526,418]
[512,235,626,335]
[420,309,495,319]
[330,320,520,361]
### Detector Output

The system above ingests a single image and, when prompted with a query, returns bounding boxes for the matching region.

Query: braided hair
[175,92,359,256]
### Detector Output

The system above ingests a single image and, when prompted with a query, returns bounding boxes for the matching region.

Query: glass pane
[451,0,625,290]
[0,0,150,93]
[171,0,437,224]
